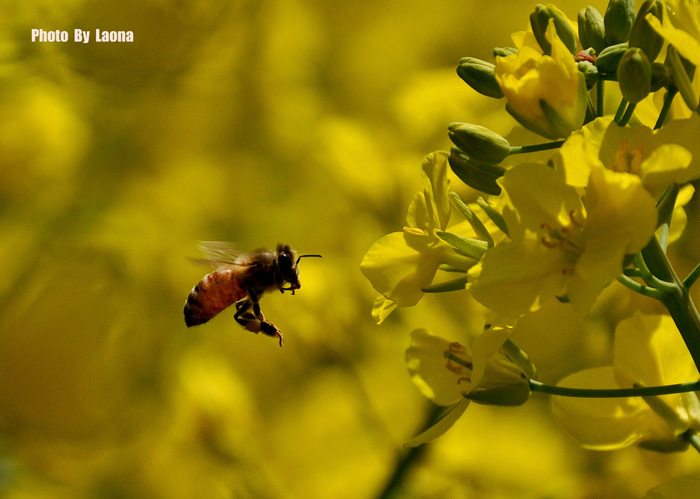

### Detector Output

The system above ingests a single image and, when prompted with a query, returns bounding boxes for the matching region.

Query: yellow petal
[614,312,699,388]
[371,295,398,324]
[648,14,700,66]
[406,328,469,406]
[469,238,570,317]
[551,367,650,450]
[403,399,470,447]
[361,231,445,306]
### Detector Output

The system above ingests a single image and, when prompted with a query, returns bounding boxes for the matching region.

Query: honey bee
[184,242,321,346]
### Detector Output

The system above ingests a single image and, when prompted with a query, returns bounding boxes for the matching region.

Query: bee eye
[278,252,293,270]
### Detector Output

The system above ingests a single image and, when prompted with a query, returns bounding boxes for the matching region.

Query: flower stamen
[612,140,644,175]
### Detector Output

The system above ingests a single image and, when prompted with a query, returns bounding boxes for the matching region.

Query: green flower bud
[629,0,664,61]
[650,62,670,92]
[448,148,503,196]
[577,59,600,88]
[595,42,628,73]
[530,3,578,55]
[493,47,518,57]
[618,47,652,103]
[578,6,606,53]
[604,0,635,44]
[448,122,511,164]
[465,380,531,406]
[456,57,505,99]
[638,438,690,453]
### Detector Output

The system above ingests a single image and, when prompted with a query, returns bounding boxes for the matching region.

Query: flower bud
[530,3,578,55]
[578,6,606,53]
[650,62,670,92]
[629,0,664,62]
[595,42,628,73]
[604,0,635,44]
[618,47,652,103]
[448,148,503,196]
[577,60,600,88]
[493,47,518,57]
[456,57,505,98]
[448,122,511,164]
[466,380,531,406]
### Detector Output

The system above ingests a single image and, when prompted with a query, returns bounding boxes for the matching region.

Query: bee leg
[260,320,284,347]
[233,298,259,333]
[234,295,284,347]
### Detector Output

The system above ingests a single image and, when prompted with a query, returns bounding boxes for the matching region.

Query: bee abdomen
[184,270,245,327]
[184,283,209,326]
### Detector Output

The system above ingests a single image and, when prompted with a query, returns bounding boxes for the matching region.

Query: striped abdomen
[184,268,247,327]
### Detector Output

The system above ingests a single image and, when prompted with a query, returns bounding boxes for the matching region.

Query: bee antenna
[296,254,322,265]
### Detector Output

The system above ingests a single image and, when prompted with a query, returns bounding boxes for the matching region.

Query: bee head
[277,244,321,294]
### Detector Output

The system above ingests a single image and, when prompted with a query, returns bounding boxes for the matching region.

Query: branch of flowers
[623,267,643,278]
[376,404,440,498]
[616,274,666,300]
[614,98,628,123]
[617,102,636,126]
[634,252,677,294]
[682,428,700,454]
[642,236,700,371]
[596,79,605,117]
[683,262,700,291]
[509,140,565,155]
[529,379,700,398]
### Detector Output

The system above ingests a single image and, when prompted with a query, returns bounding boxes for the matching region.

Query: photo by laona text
[31,29,134,43]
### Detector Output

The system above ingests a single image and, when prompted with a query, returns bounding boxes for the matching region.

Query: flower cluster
[361,0,700,485]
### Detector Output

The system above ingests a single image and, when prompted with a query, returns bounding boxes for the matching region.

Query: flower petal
[403,399,470,447]
[406,328,467,406]
[408,152,451,232]
[469,238,570,317]
[499,162,582,231]
[551,367,650,450]
[614,312,699,388]
[360,231,445,306]
[371,295,398,324]
[648,13,700,66]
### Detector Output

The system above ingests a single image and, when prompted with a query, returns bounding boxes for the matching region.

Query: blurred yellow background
[1,0,699,497]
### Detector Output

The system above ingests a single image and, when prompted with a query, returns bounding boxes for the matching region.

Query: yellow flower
[495,20,587,139]
[469,162,657,317]
[557,115,700,197]
[552,313,700,450]
[361,152,476,309]
[404,326,532,446]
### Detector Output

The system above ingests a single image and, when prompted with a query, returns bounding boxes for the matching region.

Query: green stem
[617,102,636,126]
[684,262,700,290]
[596,79,605,117]
[616,274,666,300]
[376,405,437,499]
[634,252,677,295]
[642,236,700,371]
[529,379,700,398]
[683,429,700,454]
[509,140,565,155]
[655,88,678,129]
[614,98,628,123]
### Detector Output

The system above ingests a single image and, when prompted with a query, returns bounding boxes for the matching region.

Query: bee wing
[189,241,243,268]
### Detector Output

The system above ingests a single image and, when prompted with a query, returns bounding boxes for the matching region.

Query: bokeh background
[2,0,700,497]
